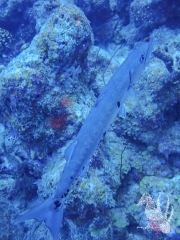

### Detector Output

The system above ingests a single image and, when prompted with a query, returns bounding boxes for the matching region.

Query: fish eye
[140,54,145,63]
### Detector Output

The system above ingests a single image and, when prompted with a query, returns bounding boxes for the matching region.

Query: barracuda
[17,37,154,240]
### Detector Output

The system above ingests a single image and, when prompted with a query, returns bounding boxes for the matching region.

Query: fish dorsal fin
[95,91,106,107]
[79,163,89,178]
[65,140,77,165]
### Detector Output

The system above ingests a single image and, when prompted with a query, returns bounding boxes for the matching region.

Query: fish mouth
[145,36,155,64]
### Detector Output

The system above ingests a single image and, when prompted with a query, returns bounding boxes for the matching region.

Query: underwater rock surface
[0,0,179,240]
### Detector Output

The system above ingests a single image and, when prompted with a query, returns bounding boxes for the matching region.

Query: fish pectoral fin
[65,140,77,164]
[127,86,136,99]
[119,103,126,119]
[129,68,137,84]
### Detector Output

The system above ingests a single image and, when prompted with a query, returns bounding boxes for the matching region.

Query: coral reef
[0,2,93,154]
[0,0,179,240]
[130,0,180,30]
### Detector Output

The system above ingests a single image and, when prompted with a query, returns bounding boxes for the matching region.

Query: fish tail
[16,197,64,240]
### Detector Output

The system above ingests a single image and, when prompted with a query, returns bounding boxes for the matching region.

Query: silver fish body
[16,37,154,240]
[54,37,154,198]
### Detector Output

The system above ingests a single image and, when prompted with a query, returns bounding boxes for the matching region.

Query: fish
[16,37,154,240]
